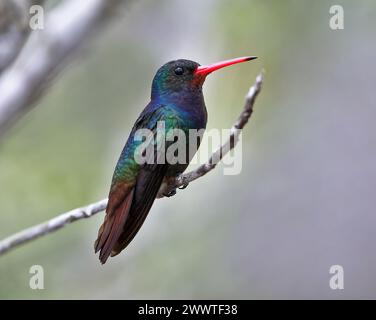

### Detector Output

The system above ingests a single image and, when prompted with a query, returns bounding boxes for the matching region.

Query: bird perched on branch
[95,56,257,264]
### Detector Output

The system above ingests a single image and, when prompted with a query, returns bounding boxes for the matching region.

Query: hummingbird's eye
[174,67,184,75]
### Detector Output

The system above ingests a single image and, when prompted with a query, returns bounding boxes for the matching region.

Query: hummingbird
[95,56,257,264]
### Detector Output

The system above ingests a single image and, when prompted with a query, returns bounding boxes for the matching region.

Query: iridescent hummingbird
[95,56,256,263]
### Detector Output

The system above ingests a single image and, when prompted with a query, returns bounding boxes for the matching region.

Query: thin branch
[0,0,126,139]
[0,71,264,257]
[0,199,108,256]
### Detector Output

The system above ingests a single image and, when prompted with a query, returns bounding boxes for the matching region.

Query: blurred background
[0,0,375,299]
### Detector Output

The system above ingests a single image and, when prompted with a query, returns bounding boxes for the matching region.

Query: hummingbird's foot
[164,189,177,197]
[178,182,189,190]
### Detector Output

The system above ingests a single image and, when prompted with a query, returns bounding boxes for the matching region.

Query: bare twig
[0,71,264,257]
[0,199,108,255]
[0,0,125,139]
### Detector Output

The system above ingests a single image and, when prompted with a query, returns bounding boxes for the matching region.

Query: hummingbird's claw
[164,189,177,197]
[178,182,189,190]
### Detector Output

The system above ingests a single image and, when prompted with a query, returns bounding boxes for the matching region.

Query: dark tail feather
[95,165,167,263]
[95,189,134,264]
[110,187,159,257]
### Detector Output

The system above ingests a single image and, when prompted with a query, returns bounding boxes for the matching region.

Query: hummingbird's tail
[94,164,167,264]
[94,187,134,264]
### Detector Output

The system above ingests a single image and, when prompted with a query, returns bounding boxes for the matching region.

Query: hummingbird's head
[151,56,257,99]
[151,59,200,99]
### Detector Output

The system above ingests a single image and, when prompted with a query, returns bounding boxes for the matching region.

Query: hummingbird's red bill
[195,56,257,76]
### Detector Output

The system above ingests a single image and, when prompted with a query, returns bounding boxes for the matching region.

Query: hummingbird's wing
[108,161,167,259]
[95,105,182,264]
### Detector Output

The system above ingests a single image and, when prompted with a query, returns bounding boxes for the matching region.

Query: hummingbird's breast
[163,96,207,178]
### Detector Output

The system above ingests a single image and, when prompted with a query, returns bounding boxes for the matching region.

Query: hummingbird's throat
[192,72,207,87]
